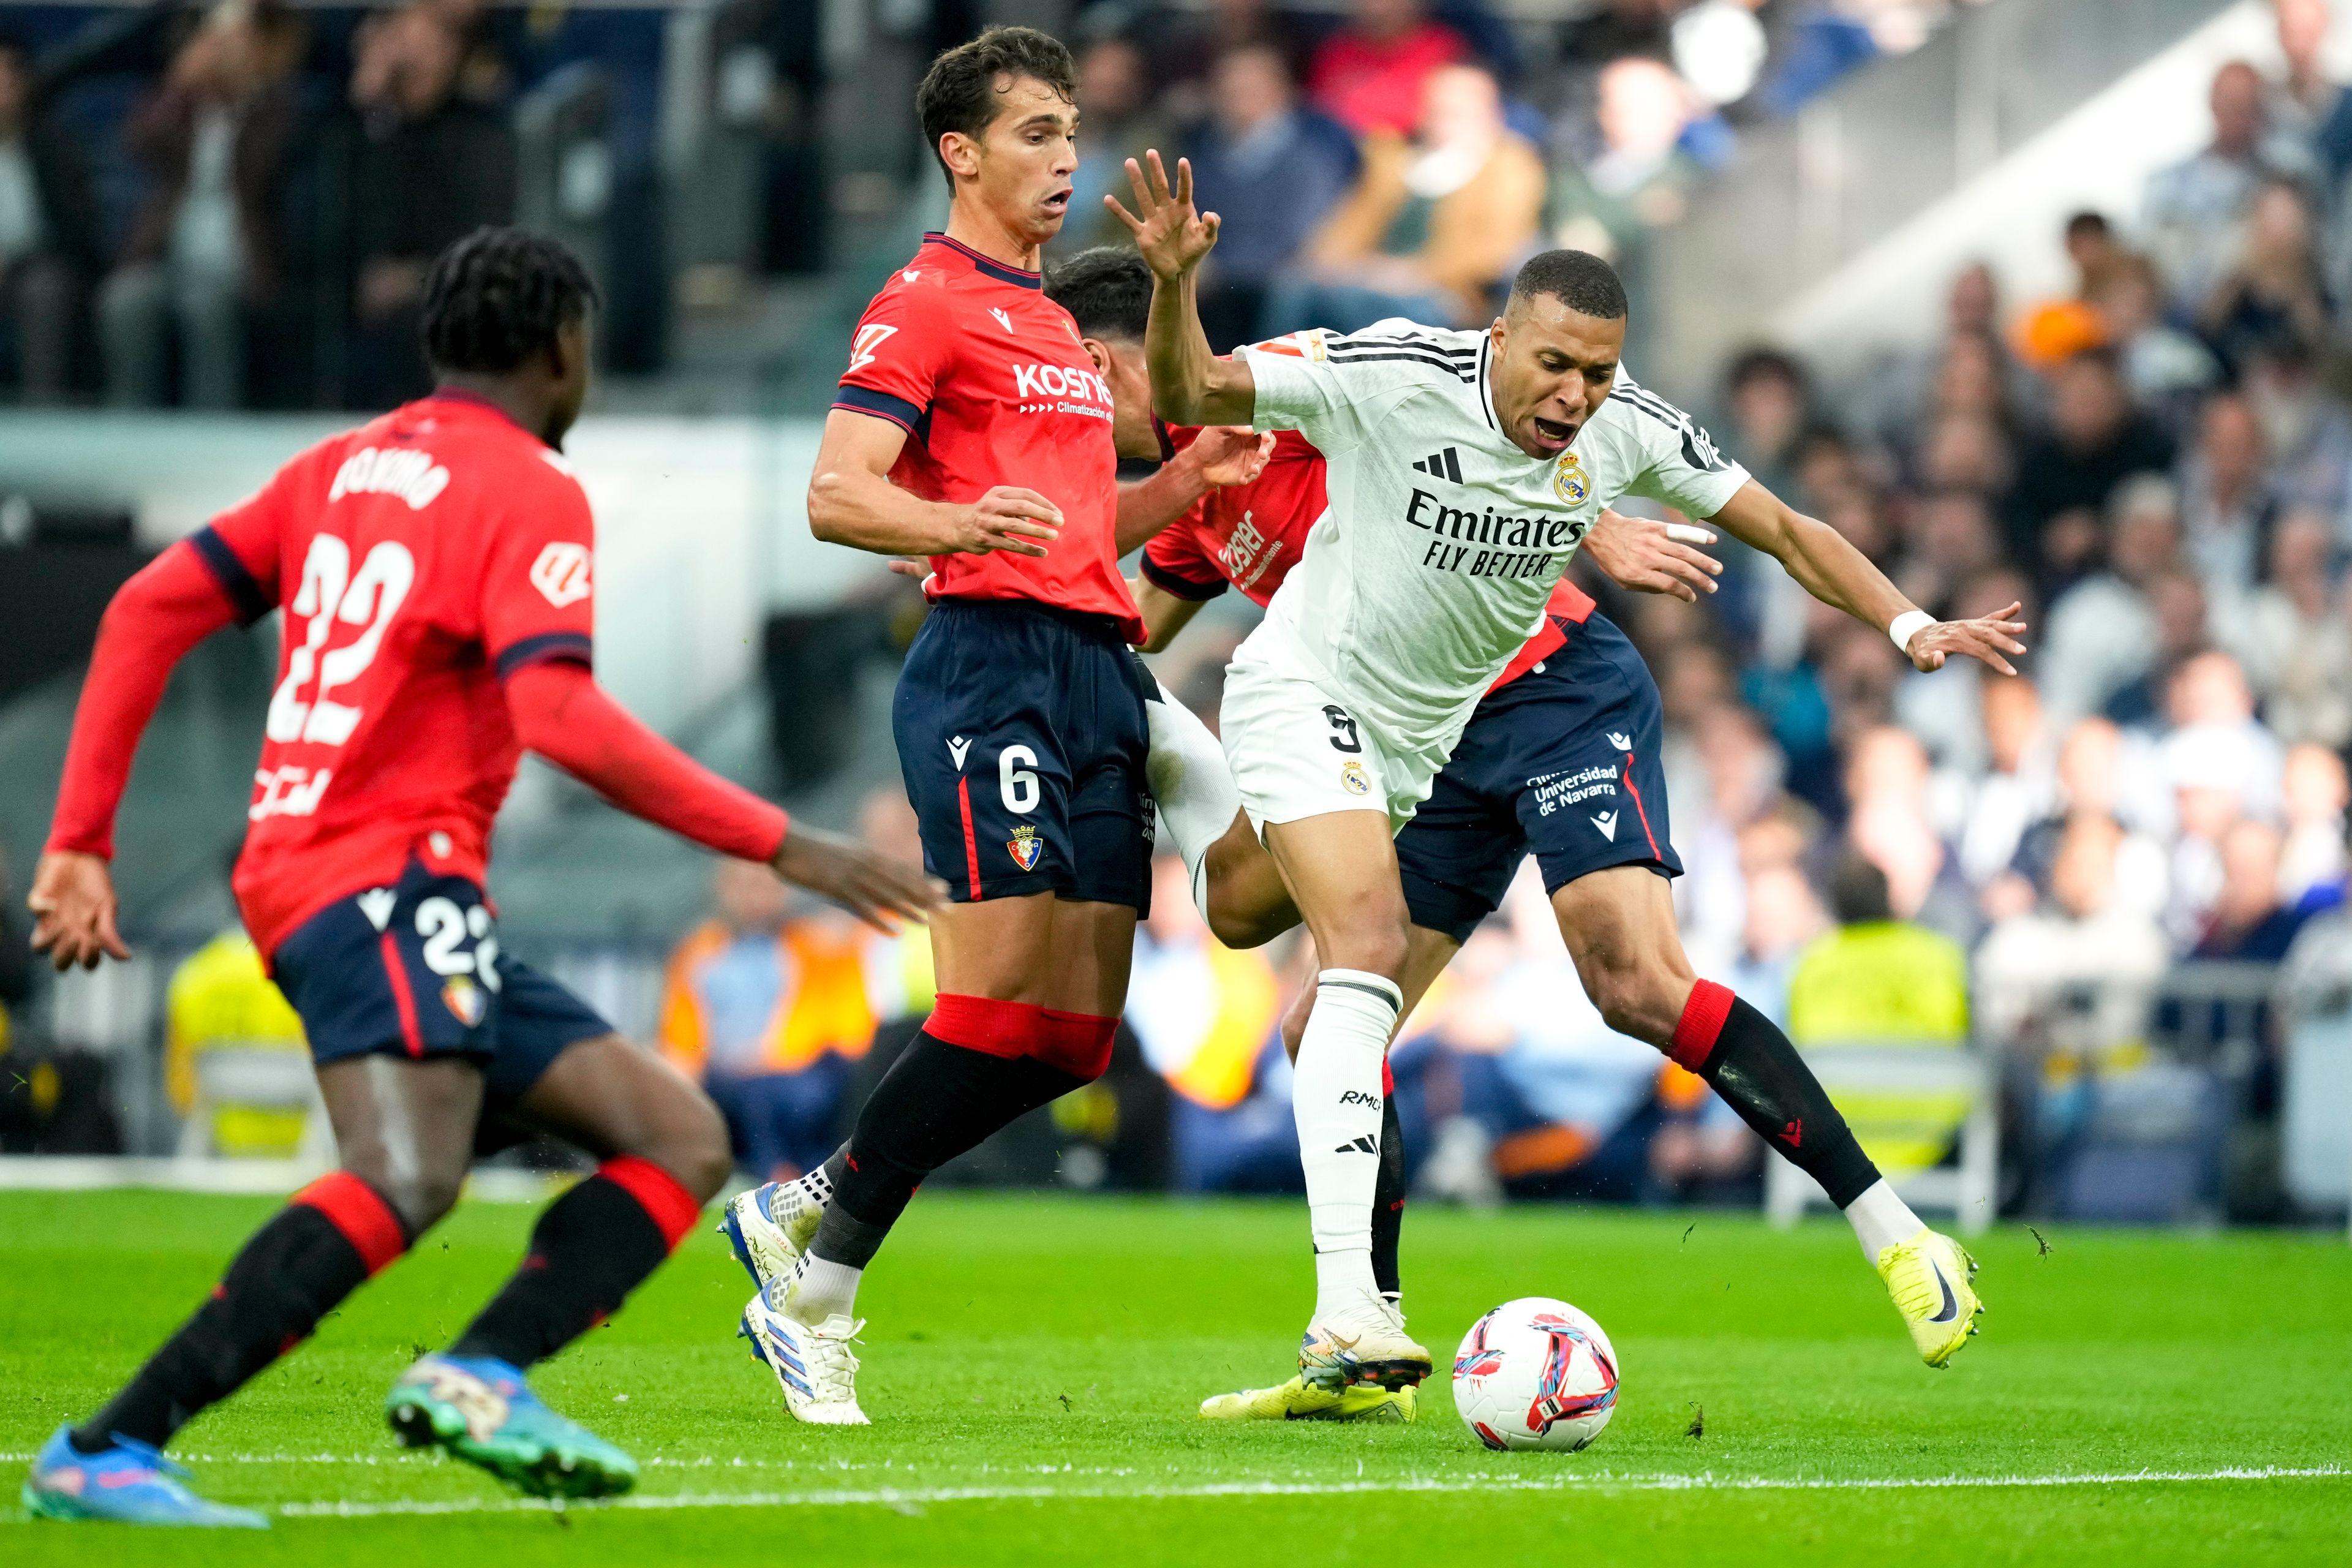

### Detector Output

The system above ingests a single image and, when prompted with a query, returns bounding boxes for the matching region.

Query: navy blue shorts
[271,862,613,1107]
[1396,612,1681,944]
[892,599,1155,911]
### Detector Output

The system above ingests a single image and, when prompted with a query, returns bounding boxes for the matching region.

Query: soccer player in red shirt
[713,28,1270,1426]
[20,230,939,1525]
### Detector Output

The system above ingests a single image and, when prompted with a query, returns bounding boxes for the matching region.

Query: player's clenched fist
[770,824,945,932]
[26,850,130,971]
[1107,150,1220,281]
[953,485,1064,557]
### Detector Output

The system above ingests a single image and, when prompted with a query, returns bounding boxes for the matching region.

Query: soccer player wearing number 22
[1113,151,2030,1395]
[20,230,940,1527]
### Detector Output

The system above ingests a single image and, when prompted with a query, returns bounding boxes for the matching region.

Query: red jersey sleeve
[832,282,951,438]
[1140,501,1231,602]
[188,459,303,625]
[481,453,597,679]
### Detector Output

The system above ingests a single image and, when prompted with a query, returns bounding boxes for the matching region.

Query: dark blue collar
[927,232,1044,290]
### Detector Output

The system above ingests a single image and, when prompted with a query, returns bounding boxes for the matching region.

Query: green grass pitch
[1,1189,2347,1565]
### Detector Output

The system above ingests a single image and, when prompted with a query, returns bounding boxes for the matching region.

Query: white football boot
[741,1281,869,1425]
[1298,1293,1431,1393]
[718,1173,827,1293]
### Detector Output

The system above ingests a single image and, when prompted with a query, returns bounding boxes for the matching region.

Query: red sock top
[597,1156,703,1251]
[1670,979,1736,1073]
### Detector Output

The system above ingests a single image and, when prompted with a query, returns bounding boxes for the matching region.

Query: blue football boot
[20,1425,267,1528]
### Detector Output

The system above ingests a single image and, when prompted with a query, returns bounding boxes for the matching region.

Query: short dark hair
[1046,247,1150,341]
[420,227,598,374]
[1725,345,1807,396]
[916,26,1077,192]
[1507,249,1627,322]
[2064,209,2112,241]
[1829,852,1894,925]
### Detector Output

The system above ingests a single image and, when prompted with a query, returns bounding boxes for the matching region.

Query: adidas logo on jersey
[1410,447,1464,484]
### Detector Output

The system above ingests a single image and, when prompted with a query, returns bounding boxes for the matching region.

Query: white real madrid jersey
[1232,319,1751,764]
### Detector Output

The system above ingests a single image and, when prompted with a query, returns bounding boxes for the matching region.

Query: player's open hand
[1107,151,1220,281]
[1185,427,1274,489]
[772,824,946,934]
[1906,601,2029,676]
[27,850,130,972]
[1578,510,1721,602]
[955,486,1063,557]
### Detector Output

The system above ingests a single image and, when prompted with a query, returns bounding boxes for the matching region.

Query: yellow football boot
[1877,1227,1983,1368]
[1199,1374,1416,1422]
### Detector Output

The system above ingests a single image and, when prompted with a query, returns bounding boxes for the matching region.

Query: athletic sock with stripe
[1293,968,1403,1320]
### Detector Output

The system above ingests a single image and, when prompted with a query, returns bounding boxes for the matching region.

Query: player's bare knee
[1319,921,1411,981]
[1586,958,1678,1049]
[343,1153,464,1235]
[635,1088,733,1202]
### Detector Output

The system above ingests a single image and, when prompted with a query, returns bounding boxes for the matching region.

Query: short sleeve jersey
[191,392,599,955]
[835,233,1142,643]
[1232,320,1747,761]
[1141,423,1594,694]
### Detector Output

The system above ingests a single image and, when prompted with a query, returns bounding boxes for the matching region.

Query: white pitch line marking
[263,1464,2350,1520]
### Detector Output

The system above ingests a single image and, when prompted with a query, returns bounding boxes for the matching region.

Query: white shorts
[1219,655,1440,835]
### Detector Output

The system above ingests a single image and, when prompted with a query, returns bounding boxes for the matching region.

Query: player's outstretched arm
[1707,480,2029,674]
[1578,510,1722,603]
[1108,151,1256,428]
[33,542,245,970]
[1114,428,1272,556]
[505,661,944,930]
[808,409,1066,560]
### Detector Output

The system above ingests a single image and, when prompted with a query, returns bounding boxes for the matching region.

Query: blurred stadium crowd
[6,0,2352,1230]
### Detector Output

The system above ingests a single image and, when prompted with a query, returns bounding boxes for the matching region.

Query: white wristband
[1888,610,1935,655]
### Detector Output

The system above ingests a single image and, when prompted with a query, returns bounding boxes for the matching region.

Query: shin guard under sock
[1670,982,1879,1207]
[72,1172,410,1453]
[816,1015,1090,1268]
[448,1156,701,1369]
[1294,970,1402,1316]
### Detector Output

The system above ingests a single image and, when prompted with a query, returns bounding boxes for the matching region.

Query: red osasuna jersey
[193,392,600,954]
[833,233,1143,643]
[1140,425,1594,690]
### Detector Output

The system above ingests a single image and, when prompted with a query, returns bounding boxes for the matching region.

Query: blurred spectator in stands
[1306,0,1468,138]
[2087,252,2220,427]
[1262,63,1540,335]
[1844,726,1977,943]
[1127,856,1294,1193]
[2271,0,2351,173]
[1547,56,1698,326]
[857,786,936,1027]
[1976,813,2169,1077]
[1065,37,1170,252]
[2232,510,2352,748]
[1996,716,2171,923]
[1718,347,1809,500]
[1145,0,1316,113]
[2241,336,2352,523]
[346,1,516,407]
[2032,474,2188,723]
[1183,44,1360,350]
[658,859,875,1182]
[2190,817,2306,963]
[1557,0,1675,80]
[2143,59,2317,315]
[1787,851,1969,1049]
[2278,741,2349,907]
[2015,211,2123,373]
[2158,657,2283,947]
[165,926,312,1157]
[2005,349,2176,582]
[1935,675,2056,887]
[2196,178,2333,377]
[0,38,99,404]
[2177,392,2277,598]
[99,0,307,409]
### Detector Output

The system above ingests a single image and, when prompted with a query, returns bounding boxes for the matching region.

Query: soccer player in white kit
[1112,153,2026,1391]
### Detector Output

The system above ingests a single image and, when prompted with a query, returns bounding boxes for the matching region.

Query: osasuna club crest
[1006,824,1044,872]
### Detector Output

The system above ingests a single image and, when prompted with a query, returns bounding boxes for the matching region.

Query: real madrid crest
[1553,453,1589,505]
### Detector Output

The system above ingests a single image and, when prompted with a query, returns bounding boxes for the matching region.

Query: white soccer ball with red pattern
[1450,1297,1621,1452]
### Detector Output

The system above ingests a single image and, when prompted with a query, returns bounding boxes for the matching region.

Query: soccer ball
[1450,1297,1621,1452]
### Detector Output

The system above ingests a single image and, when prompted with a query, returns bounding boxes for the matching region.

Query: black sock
[814,1028,1084,1268]
[72,1179,408,1453]
[1370,1093,1405,1297]
[449,1159,695,1369]
[1688,994,1880,1207]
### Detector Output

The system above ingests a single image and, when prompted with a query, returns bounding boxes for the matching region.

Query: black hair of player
[1045,247,1151,342]
[1507,249,1628,323]
[420,227,600,375]
[916,26,1077,193]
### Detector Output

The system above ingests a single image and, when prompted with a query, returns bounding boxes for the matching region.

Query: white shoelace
[803,1316,865,1403]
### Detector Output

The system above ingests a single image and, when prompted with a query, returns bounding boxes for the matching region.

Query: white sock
[786,1252,862,1324]
[1293,968,1401,1318]
[1842,1178,1924,1263]
[1144,678,1243,913]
